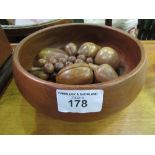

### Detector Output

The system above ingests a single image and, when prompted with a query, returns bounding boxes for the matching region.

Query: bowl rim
[13,23,146,89]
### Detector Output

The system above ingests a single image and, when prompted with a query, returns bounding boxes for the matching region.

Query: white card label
[56,89,104,113]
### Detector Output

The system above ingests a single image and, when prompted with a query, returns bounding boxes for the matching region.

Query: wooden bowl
[13,23,147,121]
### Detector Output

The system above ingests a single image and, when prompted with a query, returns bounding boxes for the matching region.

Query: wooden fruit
[65,42,77,56]
[56,63,93,85]
[38,58,47,67]
[78,42,100,57]
[38,48,68,60]
[31,70,49,80]
[44,63,54,74]
[95,47,120,68]
[95,64,118,82]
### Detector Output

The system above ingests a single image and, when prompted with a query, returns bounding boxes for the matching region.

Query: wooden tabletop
[0,41,155,135]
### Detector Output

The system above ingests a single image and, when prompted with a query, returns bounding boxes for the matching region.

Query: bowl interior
[17,24,141,77]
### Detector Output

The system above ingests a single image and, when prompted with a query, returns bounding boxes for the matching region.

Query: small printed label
[56,89,104,113]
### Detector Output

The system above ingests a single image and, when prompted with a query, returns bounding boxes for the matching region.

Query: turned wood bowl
[13,23,147,121]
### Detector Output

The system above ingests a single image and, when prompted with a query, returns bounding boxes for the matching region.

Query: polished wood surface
[0,41,154,134]
[13,24,147,121]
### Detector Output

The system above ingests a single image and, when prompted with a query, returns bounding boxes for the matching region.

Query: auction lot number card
[56,89,104,113]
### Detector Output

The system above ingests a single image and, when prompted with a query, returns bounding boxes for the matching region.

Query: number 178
[68,100,88,107]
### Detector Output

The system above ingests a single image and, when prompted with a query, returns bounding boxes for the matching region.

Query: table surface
[1,41,155,135]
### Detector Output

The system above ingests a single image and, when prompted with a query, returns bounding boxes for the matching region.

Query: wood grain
[0,41,155,134]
